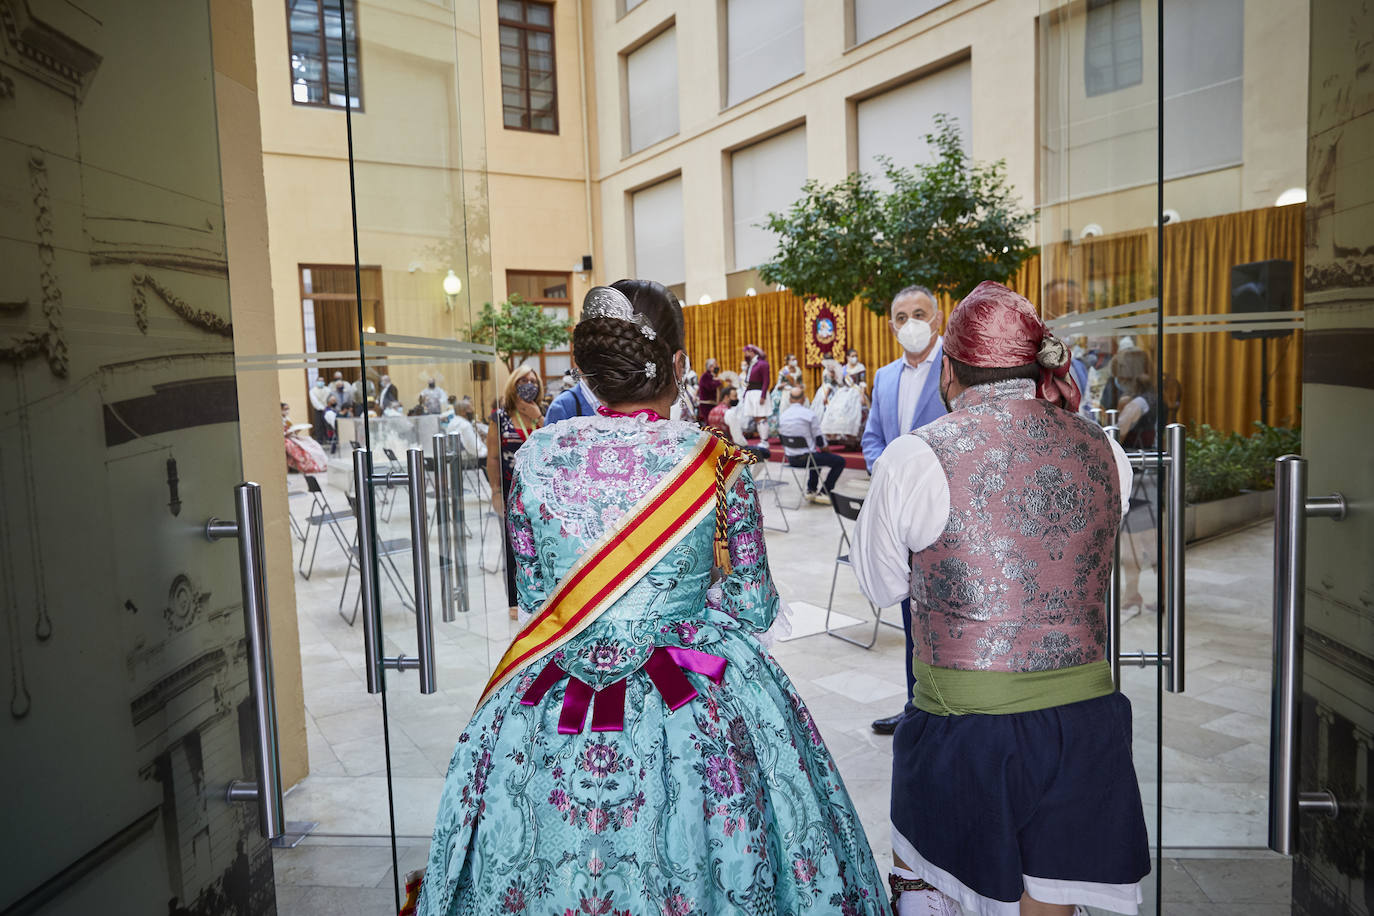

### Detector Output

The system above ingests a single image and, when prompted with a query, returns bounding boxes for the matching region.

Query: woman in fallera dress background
[415,279,886,916]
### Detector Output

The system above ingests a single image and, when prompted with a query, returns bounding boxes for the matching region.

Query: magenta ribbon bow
[520,646,728,734]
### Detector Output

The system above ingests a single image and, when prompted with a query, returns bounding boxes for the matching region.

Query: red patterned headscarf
[944,281,1080,412]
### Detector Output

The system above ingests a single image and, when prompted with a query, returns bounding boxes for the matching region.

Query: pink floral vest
[910,379,1121,672]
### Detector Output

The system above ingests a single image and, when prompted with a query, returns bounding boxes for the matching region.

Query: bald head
[789,387,805,403]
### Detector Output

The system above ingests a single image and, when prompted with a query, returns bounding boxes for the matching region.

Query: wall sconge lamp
[443,269,462,309]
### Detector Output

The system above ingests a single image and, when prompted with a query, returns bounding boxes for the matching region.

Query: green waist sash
[911,657,1115,717]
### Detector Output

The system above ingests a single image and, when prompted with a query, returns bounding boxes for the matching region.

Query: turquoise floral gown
[416,415,886,915]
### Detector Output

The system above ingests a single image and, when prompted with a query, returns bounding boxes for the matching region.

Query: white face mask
[847,355,858,364]
[897,317,933,354]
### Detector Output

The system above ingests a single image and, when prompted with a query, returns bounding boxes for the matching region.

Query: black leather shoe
[871,712,902,735]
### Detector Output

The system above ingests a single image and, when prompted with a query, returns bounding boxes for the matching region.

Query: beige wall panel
[216,0,309,789]
[594,0,1040,301]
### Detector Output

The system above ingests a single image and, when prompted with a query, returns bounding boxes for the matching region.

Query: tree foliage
[467,294,571,371]
[759,114,1035,314]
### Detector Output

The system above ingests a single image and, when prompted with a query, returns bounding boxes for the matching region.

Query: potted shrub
[1184,423,1301,541]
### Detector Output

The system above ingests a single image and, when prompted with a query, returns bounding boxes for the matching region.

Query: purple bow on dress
[520,646,728,734]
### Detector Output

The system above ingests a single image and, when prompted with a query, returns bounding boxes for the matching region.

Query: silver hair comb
[582,286,657,340]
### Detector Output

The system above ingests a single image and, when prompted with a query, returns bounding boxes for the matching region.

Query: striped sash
[477,434,743,707]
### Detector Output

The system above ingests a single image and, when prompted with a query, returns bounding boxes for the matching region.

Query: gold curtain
[683,205,1303,434]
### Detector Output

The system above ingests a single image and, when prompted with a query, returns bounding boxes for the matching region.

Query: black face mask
[939,378,954,412]
[729,398,740,408]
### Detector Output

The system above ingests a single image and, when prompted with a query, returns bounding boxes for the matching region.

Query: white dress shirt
[896,347,939,435]
[723,404,751,447]
[852,430,1136,609]
[777,403,824,457]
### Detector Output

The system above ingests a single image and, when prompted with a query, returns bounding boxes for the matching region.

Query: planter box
[1184,488,1276,543]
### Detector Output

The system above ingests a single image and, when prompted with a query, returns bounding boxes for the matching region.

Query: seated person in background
[705,383,733,434]
[778,387,844,504]
[721,386,770,463]
[407,394,426,417]
[445,401,488,466]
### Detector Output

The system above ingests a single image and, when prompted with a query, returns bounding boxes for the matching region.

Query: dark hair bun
[574,279,684,405]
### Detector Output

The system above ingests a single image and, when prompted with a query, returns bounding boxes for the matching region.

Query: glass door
[1038,0,1168,908]
[1154,1,1374,912]
[341,0,500,907]
[1,0,283,911]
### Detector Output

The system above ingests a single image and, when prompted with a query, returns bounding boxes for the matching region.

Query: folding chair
[778,435,822,510]
[338,493,415,625]
[479,509,506,574]
[299,474,356,580]
[748,452,790,533]
[825,492,900,649]
[288,488,309,544]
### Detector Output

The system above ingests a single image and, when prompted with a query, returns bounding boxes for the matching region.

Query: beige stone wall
[214,0,309,789]
[590,0,1040,303]
[1039,0,1308,243]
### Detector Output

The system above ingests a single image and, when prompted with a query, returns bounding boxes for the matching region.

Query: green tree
[759,114,1035,314]
[467,294,572,371]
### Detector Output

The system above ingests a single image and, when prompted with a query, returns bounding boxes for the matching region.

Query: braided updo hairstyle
[573,279,685,404]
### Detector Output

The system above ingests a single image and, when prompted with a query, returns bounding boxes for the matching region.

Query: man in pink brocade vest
[853,282,1150,916]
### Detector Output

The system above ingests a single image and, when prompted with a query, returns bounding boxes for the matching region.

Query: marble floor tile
[1181,855,1293,904]
[277,470,1288,907]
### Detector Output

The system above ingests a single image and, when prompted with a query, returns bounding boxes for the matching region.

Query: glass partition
[1038,0,1167,908]
[343,0,499,905]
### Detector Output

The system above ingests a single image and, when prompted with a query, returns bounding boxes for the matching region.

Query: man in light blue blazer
[545,377,601,424]
[860,284,948,734]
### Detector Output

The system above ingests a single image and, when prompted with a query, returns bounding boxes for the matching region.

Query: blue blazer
[861,339,947,470]
[545,385,598,424]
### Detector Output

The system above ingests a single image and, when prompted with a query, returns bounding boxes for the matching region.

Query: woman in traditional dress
[487,364,544,622]
[281,402,328,473]
[810,358,841,425]
[768,353,803,433]
[415,280,886,916]
[820,348,866,444]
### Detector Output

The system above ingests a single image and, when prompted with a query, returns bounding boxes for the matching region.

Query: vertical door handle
[405,447,438,694]
[352,448,384,694]
[1103,424,1184,693]
[1164,423,1186,693]
[432,434,454,624]
[206,482,285,840]
[1269,454,1344,855]
[447,431,470,617]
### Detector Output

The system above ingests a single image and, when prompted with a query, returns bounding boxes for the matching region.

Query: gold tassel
[708,428,757,578]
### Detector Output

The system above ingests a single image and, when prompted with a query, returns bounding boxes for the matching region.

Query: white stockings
[891,867,961,916]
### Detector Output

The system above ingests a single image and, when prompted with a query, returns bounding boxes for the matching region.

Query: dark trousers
[787,451,844,494]
[744,445,771,463]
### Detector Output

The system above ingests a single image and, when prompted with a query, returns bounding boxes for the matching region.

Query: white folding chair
[825,492,900,648]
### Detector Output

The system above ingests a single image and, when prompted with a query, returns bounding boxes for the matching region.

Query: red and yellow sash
[477,434,745,707]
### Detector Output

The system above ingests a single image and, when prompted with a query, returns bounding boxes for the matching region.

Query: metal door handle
[406,447,437,694]
[1164,423,1186,694]
[432,434,454,624]
[1269,454,1344,855]
[352,448,384,694]
[446,431,470,617]
[1105,423,1185,693]
[206,482,285,840]
[354,446,438,694]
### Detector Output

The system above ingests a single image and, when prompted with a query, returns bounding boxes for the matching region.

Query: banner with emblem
[803,299,847,367]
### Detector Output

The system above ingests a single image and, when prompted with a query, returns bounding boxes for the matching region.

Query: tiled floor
[273,462,1291,912]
